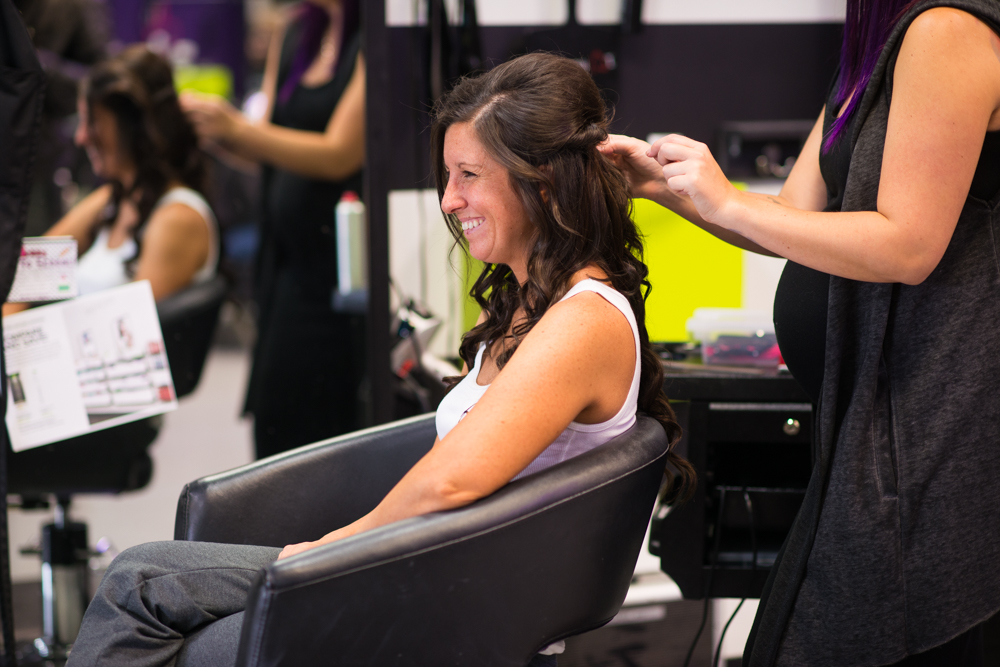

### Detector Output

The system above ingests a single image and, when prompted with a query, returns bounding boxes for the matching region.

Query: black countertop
[661,360,812,403]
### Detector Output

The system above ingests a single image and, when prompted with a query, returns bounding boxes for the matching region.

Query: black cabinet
[650,367,813,599]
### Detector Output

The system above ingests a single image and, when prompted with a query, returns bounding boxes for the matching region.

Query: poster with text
[3,281,177,452]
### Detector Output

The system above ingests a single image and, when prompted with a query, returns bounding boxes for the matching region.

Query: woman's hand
[276,525,354,560]
[647,134,741,225]
[277,540,321,560]
[180,92,246,146]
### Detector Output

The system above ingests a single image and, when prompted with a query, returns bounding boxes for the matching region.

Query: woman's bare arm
[277,292,635,558]
[647,8,1000,285]
[181,52,365,182]
[45,184,113,254]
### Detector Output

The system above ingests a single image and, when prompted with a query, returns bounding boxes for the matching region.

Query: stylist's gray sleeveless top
[746,1,1000,665]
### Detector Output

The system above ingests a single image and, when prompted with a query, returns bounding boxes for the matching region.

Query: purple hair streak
[824,0,920,152]
[278,0,360,105]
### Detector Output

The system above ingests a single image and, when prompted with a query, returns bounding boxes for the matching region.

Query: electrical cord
[711,488,758,667]
[714,599,745,667]
[682,487,727,667]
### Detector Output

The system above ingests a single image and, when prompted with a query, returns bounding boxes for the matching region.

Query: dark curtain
[0,0,46,661]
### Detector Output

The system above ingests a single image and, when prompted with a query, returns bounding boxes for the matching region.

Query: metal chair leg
[33,499,88,660]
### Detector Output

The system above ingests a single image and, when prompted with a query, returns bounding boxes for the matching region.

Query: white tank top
[435,279,642,481]
[76,187,218,296]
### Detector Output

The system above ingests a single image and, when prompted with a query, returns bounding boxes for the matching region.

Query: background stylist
[182,0,365,459]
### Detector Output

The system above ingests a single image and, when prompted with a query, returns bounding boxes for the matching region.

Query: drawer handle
[783,418,801,436]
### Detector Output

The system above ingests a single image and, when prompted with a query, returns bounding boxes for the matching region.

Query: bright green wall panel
[175,64,234,100]
[633,198,742,342]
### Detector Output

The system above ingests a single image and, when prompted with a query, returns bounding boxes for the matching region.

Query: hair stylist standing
[605,0,1000,665]
[182,0,364,459]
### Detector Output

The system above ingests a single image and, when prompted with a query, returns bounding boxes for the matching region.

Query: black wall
[383,22,843,192]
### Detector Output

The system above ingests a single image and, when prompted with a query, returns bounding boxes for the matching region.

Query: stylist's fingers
[661,160,699,196]
[601,136,653,169]
[663,173,695,200]
[659,151,736,223]
[649,136,711,167]
[647,133,702,155]
[648,133,686,160]
[599,134,679,201]
[178,91,209,113]
[179,91,229,120]
[179,92,238,142]
[179,94,212,127]
[599,133,650,157]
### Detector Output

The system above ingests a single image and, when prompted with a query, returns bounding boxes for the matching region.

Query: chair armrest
[174,414,436,547]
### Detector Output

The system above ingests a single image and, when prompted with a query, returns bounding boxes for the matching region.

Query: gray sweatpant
[66,541,282,667]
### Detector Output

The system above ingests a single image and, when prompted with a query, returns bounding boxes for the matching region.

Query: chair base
[19,499,91,657]
[31,635,70,661]
[13,638,68,666]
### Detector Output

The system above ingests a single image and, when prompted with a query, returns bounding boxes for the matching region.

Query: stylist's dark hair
[824,0,920,150]
[82,45,208,272]
[279,0,361,105]
[430,52,695,503]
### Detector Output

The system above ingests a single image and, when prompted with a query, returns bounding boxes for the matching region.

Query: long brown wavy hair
[430,52,695,503]
[82,45,208,273]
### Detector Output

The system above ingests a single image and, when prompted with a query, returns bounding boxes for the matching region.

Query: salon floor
[8,345,257,645]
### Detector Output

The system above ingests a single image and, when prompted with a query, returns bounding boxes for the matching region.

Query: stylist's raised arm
[179,57,363,181]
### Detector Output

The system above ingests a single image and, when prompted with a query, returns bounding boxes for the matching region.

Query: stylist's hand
[180,91,244,145]
[599,134,679,204]
[647,134,739,224]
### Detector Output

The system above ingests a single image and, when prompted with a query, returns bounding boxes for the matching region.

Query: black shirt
[772,78,1000,403]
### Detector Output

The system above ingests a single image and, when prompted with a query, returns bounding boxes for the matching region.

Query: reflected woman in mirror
[181,0,365,460]
[2,45,217,317]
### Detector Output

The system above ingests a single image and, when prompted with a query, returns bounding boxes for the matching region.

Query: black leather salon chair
[9,275,227,655]
[174,413,670,667]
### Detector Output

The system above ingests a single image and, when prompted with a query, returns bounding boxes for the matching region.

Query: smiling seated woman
[64,53,694,667]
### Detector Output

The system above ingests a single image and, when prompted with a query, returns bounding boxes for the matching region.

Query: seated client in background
[7,44,216,314]
[65,52,694,667]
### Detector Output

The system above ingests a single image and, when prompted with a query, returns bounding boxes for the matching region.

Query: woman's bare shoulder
[142,197,210,256]
[537,282,633,362]
[894,5,1000,127]
[549,265,631,336]
[903,6,999,52]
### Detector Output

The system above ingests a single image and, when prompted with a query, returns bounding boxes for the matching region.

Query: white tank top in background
[76,187,218,296]
[435,279,643,480]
